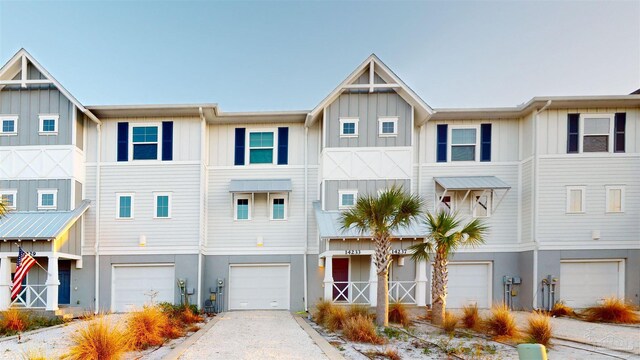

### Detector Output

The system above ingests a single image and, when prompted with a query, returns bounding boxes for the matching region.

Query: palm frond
[409,241,434,262]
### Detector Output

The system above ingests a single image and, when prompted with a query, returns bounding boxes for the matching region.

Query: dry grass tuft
[582,297,640,324]
[388,302,411,327]
[180,308,203,325]
[523,312,553,347]
[442,311,458,334]
[325,306,348,331]
[347,305,370,319]
[186,324,200,333]
[550,301,575,318]
[461,304,480,329]
[1,308,30,333]
[383,347,401,360]
[20,348,48,360]
[126,306,168,350]
[342,315,385,344]
[313,300,333,325]
[485,303,517,339]
[160,318,186,339]
[65,317,129,360]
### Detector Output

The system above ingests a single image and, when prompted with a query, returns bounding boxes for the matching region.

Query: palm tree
[0,200,6,218]
[409,211,488,325]
[340,186,422,327]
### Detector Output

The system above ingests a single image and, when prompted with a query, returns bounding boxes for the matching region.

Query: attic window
[39,114,59,135]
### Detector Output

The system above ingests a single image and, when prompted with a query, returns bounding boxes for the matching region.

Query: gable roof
[0,48,101,124]
[305,54,433,127]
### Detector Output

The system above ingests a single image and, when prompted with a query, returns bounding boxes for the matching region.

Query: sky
[0,1,638,111]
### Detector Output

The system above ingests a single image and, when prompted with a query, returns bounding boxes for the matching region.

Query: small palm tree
[340,186,423,327]
[0,200,6,218]
[409,211,488,325]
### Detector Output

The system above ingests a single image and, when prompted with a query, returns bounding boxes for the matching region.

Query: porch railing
[388,281,416,304]
[332,281,370,304]
[10,285,47,308]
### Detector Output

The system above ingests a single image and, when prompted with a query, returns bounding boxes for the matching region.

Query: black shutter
[480,123,492,162]
[234,128,246,165]
[277,127,289,165]
[117,122,128,161]
[162,121,173,161]
[436,124,448,162]
[614,113,626,153]
[567,114,579,153]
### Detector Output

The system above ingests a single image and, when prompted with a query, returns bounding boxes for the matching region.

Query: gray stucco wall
[307,254,324,309]
[0,179,71,211]
[324,179,411,211]
[72,256,96,310]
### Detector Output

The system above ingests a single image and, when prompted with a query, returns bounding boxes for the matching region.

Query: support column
[0,256,11,310]
[369,255,377,307]
[323,255,333,301]
[415,259,428,307]
[45,255,59,311]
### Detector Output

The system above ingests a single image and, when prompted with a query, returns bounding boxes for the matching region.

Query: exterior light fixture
[592,230,600,240]
[257,236,263,247]
[318,257,325,268]
[398,256,405,267]
[139,234,147,247]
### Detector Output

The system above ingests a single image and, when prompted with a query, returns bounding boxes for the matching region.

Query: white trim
[0,115,18,136]
[471,190,492,218]
[448,125,480,162]
[331,256,351,302]
[378,117,398,137]
[566,186,586,214]
[129,122,161,161]
[37,189,58,210]
[0,189,17,209]
[605,185,625,213]
[339,117,359,137]
[228,263,291,310]
[234,194,252,221]
[246,128,278,165]
[338,190,358,209]
[579,113,615,153]
[153,192,172,219]
[38,114,59,135]
[437,193,455,213]
[115,193,134,219]
[269,193,288,221]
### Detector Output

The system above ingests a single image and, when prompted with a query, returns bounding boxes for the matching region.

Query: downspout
[303,126,309,312]
[197,107,206,309]
[94,122,102,314]
[532,100,551,309]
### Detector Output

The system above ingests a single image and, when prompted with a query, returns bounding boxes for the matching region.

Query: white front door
[446,262,492,308]
[111,264,175,312]
[229,264,290,310]
[560,260,624,308]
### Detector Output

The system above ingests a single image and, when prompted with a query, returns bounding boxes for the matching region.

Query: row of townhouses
[0,49,637,314]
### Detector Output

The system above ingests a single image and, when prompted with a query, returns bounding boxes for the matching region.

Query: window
[235,195,251,220]
[582,115,613,153]
[437,195,454,213]
[38,114,59,135]
[606,186,625,213]
[338,190,358,209]
[131,125,159,160]
[154,193,172,218]
[472,192,491,217]
[37,189,57,210]
[566,186,585,213]
[116,193,134,219]
[248,131,275,164]
[339,118,359,137]
[270,195,287,220]
[0,116,18,135]
[0,190,17,209]
[378,117,398,137]
[450,127,478,161]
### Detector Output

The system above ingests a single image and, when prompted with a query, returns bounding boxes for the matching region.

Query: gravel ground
[179,311,328,360]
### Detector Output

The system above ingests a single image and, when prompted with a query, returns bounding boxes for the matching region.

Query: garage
[560,260,624,308]
[445,262,492,308]
[111,264,175,312]
[229,264,290,310]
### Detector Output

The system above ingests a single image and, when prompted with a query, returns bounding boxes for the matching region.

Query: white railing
[332,281,370,304]
[388,281,416,304]
[11,285,47,308]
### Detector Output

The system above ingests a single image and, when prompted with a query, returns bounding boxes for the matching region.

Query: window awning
[434,176,511,190]
[229,179,292,193]
[0,200,91,241]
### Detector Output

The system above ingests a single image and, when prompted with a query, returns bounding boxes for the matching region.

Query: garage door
[229,264,290,310]
[112,264,175,312]
[560,260,624,308]
[446,263,492,308]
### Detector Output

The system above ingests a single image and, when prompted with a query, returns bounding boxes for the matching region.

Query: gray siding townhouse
[0,49,638,314]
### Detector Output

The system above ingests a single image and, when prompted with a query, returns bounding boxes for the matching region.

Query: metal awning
[0,200,91,240]
[434,176,511,190]
[313,202,427,239]
[229,179,293,193]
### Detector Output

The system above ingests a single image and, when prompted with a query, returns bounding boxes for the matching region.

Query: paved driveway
[179,311,330,360]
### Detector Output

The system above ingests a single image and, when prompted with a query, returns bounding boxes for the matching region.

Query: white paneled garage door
[560,260,624,308]
[446,262,492,309]
[229,264,290,310]
[112,264,175,312]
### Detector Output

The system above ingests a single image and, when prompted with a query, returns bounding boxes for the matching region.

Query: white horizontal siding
[520,159,533,244]
[537,156,640,243]
[83,165,96,253]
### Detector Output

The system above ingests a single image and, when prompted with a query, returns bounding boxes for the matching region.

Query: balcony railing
[388,281,416,304]
[331,281,417,305]
[11,285,47,308]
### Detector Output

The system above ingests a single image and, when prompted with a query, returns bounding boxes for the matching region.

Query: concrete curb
[0,322,70,343]
[162,314,221,360]
[294,315,345,360]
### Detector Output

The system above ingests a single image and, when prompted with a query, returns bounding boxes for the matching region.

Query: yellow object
[517,344,547,360]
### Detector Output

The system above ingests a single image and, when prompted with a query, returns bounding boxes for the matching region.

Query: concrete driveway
[179,311,331,360]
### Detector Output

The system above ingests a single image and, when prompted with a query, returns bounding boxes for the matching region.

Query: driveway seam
[294,315,345,360]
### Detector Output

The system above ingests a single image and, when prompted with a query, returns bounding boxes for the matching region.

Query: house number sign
[344,250,361,255]
[391,249,408,255]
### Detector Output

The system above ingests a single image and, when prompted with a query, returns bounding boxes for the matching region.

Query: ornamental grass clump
[461,304,480,330]
[342,315,385,344]
[65,316,129,360]
[347,304,370,319]
[582,297,640,324]
[442,311,458,334]
[0,308,30,333]
[388,302,411,327]
[325,306,348,331]
[313,300,333,325]
[126,306,168,350]
[550,301,575,318]
[523,312,553,347]
[485,303,517,339]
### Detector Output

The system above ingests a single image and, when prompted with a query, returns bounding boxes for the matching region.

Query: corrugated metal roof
[313,202,427,239]
[0,200,90,240]
[434,176,511,190]
[229,179,293,193]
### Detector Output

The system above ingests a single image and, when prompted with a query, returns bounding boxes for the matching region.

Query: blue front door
[58,262,71,305]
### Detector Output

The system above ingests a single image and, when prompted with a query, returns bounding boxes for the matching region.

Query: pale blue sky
[0,1,638,111]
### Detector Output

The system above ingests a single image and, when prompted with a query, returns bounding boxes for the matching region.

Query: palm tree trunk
[376,270,388,327]
[431,248,448,325]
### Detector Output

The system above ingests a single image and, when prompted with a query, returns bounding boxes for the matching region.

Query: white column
[369,255,377,306]
[45,255,59,311]
[323,255,333,301]
[0,256,11,310]
[415,259,428,306]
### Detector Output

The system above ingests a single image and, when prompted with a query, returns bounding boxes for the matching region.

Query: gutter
[303,126,309,312]
[196,107,206,309]
[94,122,102,313]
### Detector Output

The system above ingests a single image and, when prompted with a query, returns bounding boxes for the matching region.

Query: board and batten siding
[537,156,639,244]
[325,92,412,148]
[324,179,411,211]
[0,179,71,211]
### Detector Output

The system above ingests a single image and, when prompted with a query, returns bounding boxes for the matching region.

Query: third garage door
[229,264,290,310]
[446,262,492,308]
[560,260,624,308]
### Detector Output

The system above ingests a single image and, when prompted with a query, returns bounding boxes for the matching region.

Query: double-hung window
[378,117,398,137]
[0,116,18,135]
[450,127,478,161]
[37,189,57,210]
[472,192,491,217]
[131,125,159,160]
[339,118,359,137]
[235,195,251,220]
[0,190,17,210]
[116,193,134,219]
[248,131,275,164]
[270,194,287,220]
[154,192,172,218]
[338,190,358,209]
[566,186,585,213]
[605,186,624,213]
[582,115,613,153]
[38,114,59,135]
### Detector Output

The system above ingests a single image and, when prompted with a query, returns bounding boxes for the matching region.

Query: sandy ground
[179,311,328,360]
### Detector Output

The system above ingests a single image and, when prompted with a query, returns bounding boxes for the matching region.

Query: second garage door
[446,262,492,308]
[112,264,175,312]
[560,260,624,308]
[229,264,290,310]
